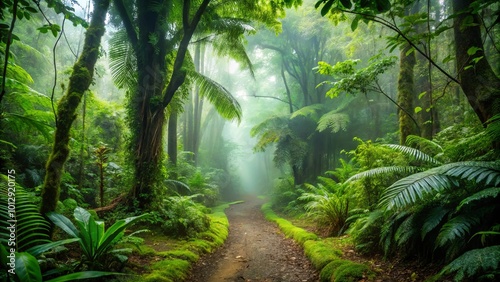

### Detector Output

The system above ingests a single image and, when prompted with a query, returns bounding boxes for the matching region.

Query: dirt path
[188,196,319,282]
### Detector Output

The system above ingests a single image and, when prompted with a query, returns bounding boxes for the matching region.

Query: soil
[187,196,319,282]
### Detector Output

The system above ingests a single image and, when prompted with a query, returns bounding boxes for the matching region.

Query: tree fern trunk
[40,0,110,214]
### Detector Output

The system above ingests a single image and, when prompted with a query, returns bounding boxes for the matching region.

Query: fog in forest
[1,0,499,281]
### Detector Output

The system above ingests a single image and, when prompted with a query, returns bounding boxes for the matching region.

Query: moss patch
[136,201,239,281]
[262,203,374,282]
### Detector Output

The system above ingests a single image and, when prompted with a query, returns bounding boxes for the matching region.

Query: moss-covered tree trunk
[167,111,178,166]
[397,43,417,145]
[453,0,500,124]
[40,0,110,214]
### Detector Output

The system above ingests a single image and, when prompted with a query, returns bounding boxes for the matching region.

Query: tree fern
[317,111,350,133]
[290,103,325,121]
[438,245,500,281]
[405,134,443,156]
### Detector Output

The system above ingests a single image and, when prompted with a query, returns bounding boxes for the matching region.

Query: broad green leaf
[414,106,422,114]
[15,252,42,282]
[47,212,79,238]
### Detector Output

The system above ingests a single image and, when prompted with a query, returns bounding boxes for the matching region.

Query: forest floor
[184,195,448,282]
[187,196,319,282]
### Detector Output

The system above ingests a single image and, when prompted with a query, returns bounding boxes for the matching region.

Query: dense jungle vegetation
[1,0,499,281]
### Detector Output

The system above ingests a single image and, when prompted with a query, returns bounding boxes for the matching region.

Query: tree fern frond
[346,166,422,183]
[187,70,241,123]
[421,206,452,240]
[485,114,500,141]
[436,215,481,248]
[457,187,500,211]
[250,115,288,137]
[379,170,453,210]
[438,245,500,281]
[405,135,443,156]
[317,111,350,133]
[109,30,137,90]
[290,104,325,121]
[384,144,441,165]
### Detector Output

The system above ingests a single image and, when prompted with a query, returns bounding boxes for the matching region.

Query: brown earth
[187,196,319,282]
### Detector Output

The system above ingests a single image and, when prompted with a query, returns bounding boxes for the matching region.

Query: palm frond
[457,187,500,211]
[438,245,500,281]
[317,111,350,133]
[346,166,422,183]
[108,30,137,90]
[383,144,441,165]
[186,69,241,122]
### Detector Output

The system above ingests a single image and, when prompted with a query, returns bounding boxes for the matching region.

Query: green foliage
[47,207,149,270]
[299,180,350,236]
[157,195,211,238]
[0,176,51,251]
[437,246,500,281]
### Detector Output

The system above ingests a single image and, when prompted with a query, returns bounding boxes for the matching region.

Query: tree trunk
[40,0,110,214]
[397,43,417,145]
[453,0,500,124]
[167,111,178,166]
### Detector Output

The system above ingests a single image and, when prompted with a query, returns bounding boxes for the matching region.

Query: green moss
[261,203,318,245]
[160,249,199,262]
[320,260,350,282]
[146,258,190,281]
[304,240,342,269]
[332,262,373,282]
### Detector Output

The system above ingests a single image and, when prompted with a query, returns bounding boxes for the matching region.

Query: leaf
[414,106,422,114]
[457,187,500,211]
[438,246,500,281]
[351,15,361,31]
[340,0,352,9]
[25,238,80,257]
[15,252,42,282]
[47,212,80,238]
[467,46,482,56]
[320,0,335,16]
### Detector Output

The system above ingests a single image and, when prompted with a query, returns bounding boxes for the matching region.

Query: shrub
[159,195,211,237]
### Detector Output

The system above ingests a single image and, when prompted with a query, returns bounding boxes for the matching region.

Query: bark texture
[397,44,417,145]
[453,0,500,124]
[40,0,110,214]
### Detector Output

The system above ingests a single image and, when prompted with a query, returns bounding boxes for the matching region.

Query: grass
[126,201,241,282]
[262,202,374,282]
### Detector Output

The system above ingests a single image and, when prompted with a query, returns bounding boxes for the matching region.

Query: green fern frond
[290,104,325,121]
[405,135,443,156]
[421,206,452,240]
[456,187,500,211]
[187,70,241,123]
[0,176,51,251]
[395,212,418,248]
[346,166,422,183]
[485,114,500,142]
[379,170,453,210]
[436,215,481,248]
[109,30,137,90]
[384,144,441,165]
[438,245,500,281]
[439,161,500,186]
[317,111,350,133]
[250,115,288,138]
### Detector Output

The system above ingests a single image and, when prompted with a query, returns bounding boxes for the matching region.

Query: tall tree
[40,0,110,214]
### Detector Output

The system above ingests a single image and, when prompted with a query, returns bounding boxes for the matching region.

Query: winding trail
[188,196,319,282]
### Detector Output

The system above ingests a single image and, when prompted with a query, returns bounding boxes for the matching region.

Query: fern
[438,245,500,281]
[383,144,441,165]
[421,206,452,240]
[346,166,422,183]
[290,104,325,121]
[317,111,350,133]
[108,30,137,90]
[0,175,51,251]
[436,215,481,248]
[439,161,500,186]
[405,135,443,156]
[457,187,500,211]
